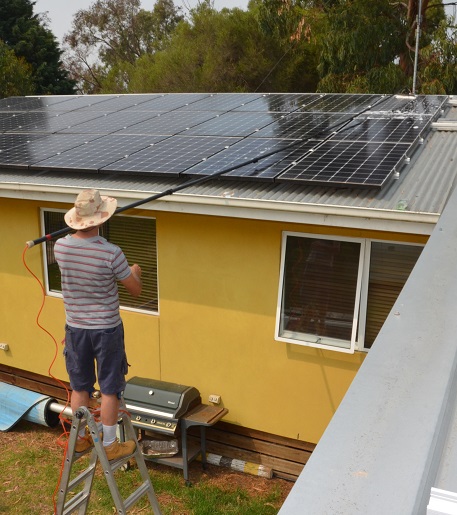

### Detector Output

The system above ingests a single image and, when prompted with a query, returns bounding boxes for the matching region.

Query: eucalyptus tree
[63,0,183,93]
[257,0,454,94]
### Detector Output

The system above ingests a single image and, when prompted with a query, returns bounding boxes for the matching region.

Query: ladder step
[66,462,97,492]
[61,490,91,515]
[108,452,136,473]
[123,480,153,510]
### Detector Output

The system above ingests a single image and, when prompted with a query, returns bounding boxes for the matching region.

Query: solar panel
[369,94,448,116]
[0,134,103,169]
[116,110,218,136]
[0,133,47,152]
[0,111,50,132]
[0,92,448,190]
[185,112,280,137]
[329,116,429,144]
[58,110,161,134]
[73,94,161,112]
[132,93,211,112]
[234,93,317,113]
[184,138,299,180]
[297,94,381,113]
[101,136,240,176]
[220,140,319,181]
[253,112,353,140]
[276,140,409,188]
[178,93,262,112]
[32,135,164,172]
[0,96,76,112]
[6,110,106,133]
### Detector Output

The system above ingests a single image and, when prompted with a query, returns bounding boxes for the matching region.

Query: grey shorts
[64,323,128,396]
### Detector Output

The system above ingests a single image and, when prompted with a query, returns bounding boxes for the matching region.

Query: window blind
[364,242,422,348]
[43,211,158,313]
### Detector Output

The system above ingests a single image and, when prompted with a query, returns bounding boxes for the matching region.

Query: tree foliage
[63,0,183,93]
[59,0,456,95]
[0,0,75,94]
[314,0,449,93]
[128,2,319,93]
[0,39,33,98]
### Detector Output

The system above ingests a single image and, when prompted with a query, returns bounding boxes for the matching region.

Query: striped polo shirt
[54,234,131,329]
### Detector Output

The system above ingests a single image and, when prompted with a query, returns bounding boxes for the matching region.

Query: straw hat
[65,189,117,230]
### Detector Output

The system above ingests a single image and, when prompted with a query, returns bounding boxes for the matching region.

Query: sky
[34,0,249,42]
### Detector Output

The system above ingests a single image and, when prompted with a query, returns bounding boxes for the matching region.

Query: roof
[0,94,456,235]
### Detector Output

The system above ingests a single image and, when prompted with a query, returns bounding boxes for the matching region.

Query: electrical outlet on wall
[0,343,9,351]
[209,394,221,404]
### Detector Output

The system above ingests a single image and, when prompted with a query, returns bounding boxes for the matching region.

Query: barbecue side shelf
[135,404,228,485]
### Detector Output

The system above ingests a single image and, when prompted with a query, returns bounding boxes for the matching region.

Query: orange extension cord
[22,245,72,514]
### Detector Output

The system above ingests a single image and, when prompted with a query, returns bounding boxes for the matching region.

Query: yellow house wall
[0,198,427,444]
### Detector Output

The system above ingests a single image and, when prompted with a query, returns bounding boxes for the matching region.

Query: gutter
[0,181,438,236]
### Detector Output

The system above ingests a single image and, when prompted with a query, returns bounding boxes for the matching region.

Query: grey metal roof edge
[0,174,440,236]
[279,173,457,515]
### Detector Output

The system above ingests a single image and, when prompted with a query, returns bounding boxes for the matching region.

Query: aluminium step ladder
[56,404,162,515]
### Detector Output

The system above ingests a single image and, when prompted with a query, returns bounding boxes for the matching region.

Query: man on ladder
[54,189,143,460]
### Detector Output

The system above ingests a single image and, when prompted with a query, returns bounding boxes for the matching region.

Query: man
[54,189,142,460]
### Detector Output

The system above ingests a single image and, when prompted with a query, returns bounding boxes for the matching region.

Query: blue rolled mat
[0,382,59,431]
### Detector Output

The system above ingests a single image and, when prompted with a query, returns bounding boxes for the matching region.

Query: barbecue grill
[124,376,201,434]
[124,376,228,484]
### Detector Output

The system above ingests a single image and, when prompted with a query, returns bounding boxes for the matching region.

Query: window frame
[275,231,423,354]
[40,208,159,315]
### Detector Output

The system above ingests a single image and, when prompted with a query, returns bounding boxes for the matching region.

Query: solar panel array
[0,92,447,189]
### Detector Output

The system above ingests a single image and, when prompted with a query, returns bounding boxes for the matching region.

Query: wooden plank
[210,421,316,453]
[0,364,69,389]
[195,426,311,464]
[0,370,71,402]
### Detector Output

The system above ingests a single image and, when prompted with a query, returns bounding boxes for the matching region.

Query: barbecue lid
[124,376,201,418]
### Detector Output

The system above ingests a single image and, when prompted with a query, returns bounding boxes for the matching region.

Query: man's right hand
[131,264,142,278]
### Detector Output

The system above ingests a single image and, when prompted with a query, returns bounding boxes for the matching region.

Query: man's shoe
[104,439,136,461]
[75,433,93,453]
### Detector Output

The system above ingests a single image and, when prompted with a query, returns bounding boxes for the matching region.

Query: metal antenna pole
[412,0,423,95]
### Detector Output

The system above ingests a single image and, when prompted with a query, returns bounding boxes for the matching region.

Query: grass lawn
[0,420,293,514]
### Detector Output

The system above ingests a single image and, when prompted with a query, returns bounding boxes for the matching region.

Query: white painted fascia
[0,182,438,236]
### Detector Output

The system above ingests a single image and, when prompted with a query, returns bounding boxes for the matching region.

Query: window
[42,209,158,313]
[276,232,422,353]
